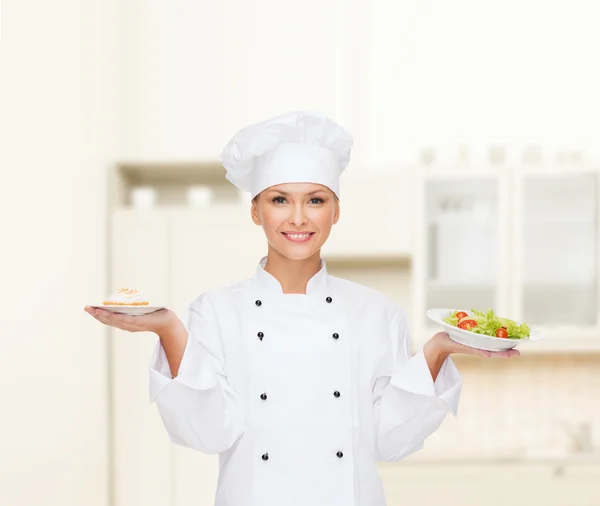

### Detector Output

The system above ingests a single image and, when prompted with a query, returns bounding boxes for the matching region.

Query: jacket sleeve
[373,308,462,462]
[148,293,246,454]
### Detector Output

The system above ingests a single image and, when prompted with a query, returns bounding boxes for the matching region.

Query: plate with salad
[427,308,543,351]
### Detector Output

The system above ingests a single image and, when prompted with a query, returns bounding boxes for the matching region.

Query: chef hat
[219,110,353,199]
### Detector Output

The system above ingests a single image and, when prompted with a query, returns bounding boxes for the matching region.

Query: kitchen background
[1,1,599,505]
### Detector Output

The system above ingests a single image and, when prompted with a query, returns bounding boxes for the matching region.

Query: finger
[460,344,492,357]
[90,309,121,327]
[489,349,519,358]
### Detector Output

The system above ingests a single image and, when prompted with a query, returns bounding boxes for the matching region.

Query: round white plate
[89,304,165,316]
[426,308,543,351]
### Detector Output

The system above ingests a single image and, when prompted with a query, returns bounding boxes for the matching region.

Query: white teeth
[286,233,310,239]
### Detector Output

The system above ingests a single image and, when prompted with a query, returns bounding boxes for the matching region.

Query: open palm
[84,306,176,334]
[431,331,520,358]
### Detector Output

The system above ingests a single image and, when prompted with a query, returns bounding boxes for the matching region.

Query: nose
[288,202,307,227]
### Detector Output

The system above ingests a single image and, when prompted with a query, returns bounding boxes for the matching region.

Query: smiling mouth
[281,232,315,242]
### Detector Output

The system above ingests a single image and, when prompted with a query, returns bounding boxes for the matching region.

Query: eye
[272,196,287,204]
[310,197,324,204]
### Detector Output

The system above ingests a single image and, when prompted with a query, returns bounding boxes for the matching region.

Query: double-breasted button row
[254,296,333,306]
[257,331,340,341]
[261,451,343,461]
[259,391,341,400]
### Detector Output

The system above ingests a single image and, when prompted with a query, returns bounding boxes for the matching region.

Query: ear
[251,199,261,226]
[332,198,340,225]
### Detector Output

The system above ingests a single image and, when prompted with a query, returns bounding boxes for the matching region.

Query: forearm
[156,311,189,378]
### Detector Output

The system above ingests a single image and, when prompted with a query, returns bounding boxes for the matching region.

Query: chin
[284,250,317,261]
[271,241,321,261]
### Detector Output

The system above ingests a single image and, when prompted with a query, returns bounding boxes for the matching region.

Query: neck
[263,247,322,294]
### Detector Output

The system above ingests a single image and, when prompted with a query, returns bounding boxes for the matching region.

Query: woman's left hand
[428,331,520,359]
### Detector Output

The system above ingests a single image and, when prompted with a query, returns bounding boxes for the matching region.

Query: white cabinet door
[169,206,265,506]
[513,169,599,330]
[110,210,173,506]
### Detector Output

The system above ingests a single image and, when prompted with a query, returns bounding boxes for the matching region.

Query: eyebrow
[269,190,326,197]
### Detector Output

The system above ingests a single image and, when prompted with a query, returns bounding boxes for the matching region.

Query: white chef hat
[219,110,353,199]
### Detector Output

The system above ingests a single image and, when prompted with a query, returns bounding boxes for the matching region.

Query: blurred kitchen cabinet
[322,172,414,258]
[413,166,600,351]
[514,169,598,330]
[110,210,173,506]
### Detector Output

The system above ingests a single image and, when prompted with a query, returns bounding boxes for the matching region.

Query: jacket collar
[252,255,329,295]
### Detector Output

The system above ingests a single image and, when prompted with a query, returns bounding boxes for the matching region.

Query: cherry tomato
[457,319,478,331]
[496,328,508,338]
[456,311,469,320]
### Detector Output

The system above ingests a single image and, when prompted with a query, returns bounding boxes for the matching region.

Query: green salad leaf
[442,308,530,339]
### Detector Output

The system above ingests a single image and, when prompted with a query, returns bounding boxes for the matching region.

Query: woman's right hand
[84,305,178,335]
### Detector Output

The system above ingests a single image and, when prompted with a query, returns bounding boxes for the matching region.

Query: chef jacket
[149,255,462,506]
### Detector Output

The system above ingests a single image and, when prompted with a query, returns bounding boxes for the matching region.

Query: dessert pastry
[103,288,149,306]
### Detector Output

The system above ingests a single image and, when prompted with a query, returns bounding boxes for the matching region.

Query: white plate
[89,304,165,316]
[426,308,543,351]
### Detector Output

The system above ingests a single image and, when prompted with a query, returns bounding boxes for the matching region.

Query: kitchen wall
[0,1,123,505]
[421,354,600,459]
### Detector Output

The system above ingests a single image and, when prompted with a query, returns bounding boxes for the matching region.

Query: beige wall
[0,1,123,504]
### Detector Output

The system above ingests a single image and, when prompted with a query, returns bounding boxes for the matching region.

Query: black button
[336,451,343,458]
[262,453,269,461]
[326,297,332,303]
[258,331,264,340]
[255,300,262,306]
[332,333,339,339]
[260,393,267,400]
[334,391,341,398]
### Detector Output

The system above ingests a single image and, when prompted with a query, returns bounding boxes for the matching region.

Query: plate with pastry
[90,288,165,315]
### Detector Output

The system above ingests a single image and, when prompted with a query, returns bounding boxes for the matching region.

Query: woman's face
[251,182,340,260]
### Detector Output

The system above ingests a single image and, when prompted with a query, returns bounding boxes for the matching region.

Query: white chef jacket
[149,256,462,506]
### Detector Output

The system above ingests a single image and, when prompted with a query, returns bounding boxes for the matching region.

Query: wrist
[425,332,451,361]
[155,310,182,338]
